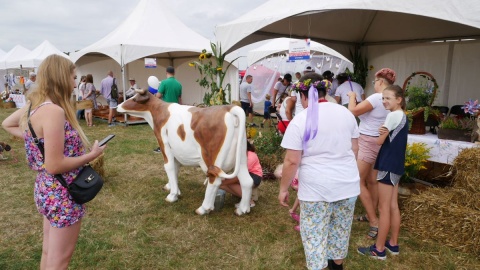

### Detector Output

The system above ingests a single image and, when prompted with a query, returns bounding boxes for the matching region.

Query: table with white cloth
[407,133,478,165]
[9,94,26,108]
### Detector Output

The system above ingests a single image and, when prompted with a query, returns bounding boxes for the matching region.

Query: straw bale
[403,188,480,256]
[90,153,105,179]
[451,147,480,193]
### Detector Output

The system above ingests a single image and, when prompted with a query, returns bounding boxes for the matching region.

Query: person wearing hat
[24,72,36,94]
[126,78,137,99]
[156,66,182,104]
[303,65,315,75]
[322,70,339,97]
[272,73,292,108]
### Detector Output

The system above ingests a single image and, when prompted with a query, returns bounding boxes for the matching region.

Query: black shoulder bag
[27,104,104,204]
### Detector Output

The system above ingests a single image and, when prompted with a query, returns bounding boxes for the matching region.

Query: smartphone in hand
[98,134,115,147]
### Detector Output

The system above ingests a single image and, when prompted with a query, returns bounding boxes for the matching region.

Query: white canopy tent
[70,0,239,110]
[0,45,31,70]
[216,0,480,107]
[6,40,68,69]
[245,38,354,103]
[247,38,352,67]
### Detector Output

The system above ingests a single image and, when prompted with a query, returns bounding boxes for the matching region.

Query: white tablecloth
[408,133,478,165]
[9,94,26,108]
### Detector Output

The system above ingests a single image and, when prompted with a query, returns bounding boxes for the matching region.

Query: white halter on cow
[117,88,253,215]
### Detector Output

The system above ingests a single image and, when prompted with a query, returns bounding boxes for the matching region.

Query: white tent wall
[74,55,238,106]
[364,40,480,107]
[449,40,480,106]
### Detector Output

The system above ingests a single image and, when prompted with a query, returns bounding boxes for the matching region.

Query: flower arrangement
[403,142,431,182]
[1,90,13,103]
[462,99,480,116]
[292,79,331,93]
[189,42,239,106]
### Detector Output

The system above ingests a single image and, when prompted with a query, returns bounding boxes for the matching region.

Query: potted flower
[438,99,480,142]
[399,142,431,195]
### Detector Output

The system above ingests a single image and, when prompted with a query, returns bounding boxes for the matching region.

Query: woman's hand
[378,126,389,135]
[89,140,107,161]
[278,190,290,207]
[347,91,357,98]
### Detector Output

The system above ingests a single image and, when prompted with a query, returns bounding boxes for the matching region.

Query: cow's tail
[216,105,246,179]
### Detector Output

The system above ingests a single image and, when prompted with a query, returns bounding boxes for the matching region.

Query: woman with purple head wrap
[278,73,360,270]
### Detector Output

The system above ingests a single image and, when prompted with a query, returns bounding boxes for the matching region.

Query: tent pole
[120,44,128,125]
[442,43,454,107]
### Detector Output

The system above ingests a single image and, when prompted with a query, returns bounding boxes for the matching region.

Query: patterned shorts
[299,197,357,270]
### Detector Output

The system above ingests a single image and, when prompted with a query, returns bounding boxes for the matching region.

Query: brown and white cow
[117,89,253,215]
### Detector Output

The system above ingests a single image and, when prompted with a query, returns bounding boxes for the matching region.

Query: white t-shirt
[335,81,364,105]
[358,93,389,136]
[25,80,34,90]
[239,82,252,103]
[383,110,404,131]
[278,96,293,120]
[281,102,360,202]
[273,81,287,101]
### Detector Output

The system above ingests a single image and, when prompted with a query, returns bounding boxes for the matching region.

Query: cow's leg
[195,177,221,215]
[235,167,254,216]
[165,159,181,202]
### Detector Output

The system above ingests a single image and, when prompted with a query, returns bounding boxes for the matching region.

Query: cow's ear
[135,93,150,104]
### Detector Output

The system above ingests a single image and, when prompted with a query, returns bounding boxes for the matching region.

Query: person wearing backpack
[100,71,118,127]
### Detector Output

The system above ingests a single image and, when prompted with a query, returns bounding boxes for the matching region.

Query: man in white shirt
[335,73,365,105]
[126,78,138,98]
[24,72,36,94]
[272,73,292,108]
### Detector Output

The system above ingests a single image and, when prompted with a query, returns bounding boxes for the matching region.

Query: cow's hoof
[195,206,211,215]
[165,194,178,203]
[234,207,250,216]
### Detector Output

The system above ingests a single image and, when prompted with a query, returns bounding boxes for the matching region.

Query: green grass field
[0,107,479,269]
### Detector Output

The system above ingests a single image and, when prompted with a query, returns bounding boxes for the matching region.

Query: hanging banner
[289,39,311,61]
[145,58,157,68]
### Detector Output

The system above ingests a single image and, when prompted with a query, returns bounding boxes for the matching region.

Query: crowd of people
[1,52,408,269]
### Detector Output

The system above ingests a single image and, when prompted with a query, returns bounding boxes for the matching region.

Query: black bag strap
[27,104,70,189]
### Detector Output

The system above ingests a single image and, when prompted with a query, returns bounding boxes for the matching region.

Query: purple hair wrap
[303,84,319,153]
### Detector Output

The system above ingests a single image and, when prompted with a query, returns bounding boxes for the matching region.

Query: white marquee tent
[70,0,239,109]
[6,40,68,69]
[247,38,352,67]
[245,38,354,103]
[216,0,480,107]
[0,45,31,70]
[0,49,6,92]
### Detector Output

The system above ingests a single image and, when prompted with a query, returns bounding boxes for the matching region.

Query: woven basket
[2,102,16,109]
[409,108,426,134]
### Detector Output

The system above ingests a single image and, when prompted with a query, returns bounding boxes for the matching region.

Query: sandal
[367,226,378,239]
[290,212,300,222]
[355,214,369,222]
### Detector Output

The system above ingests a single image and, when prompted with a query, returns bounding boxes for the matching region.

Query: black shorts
[250,173,262,187]
[241,101,253,115]
[263,112,271,119]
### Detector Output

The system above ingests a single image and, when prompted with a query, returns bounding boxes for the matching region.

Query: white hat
[304,65,315,73]
[29,72,36,77]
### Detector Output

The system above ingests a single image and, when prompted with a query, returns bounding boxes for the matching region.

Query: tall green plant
[189,42,239,106]
[345,46,369,88]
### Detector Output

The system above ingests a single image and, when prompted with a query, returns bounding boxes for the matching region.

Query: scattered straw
[90,153,105,178]
[403,187,480,256]
[450,147,480,193]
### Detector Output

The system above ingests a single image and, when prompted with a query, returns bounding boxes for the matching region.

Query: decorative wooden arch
[402,71,439,106]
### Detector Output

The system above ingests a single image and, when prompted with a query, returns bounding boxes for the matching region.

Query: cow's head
[117,89,156,128]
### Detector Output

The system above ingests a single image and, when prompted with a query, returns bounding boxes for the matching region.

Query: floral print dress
[25,106,86,228]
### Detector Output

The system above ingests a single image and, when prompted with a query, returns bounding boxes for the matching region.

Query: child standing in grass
[261,94,272,128]
[358,85,408,260]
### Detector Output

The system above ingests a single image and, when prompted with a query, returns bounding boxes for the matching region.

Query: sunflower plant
[403,142,431,182]
[189,42,239,106]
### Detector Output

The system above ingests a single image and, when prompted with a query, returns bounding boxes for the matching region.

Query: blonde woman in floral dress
[2,55,105,269]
